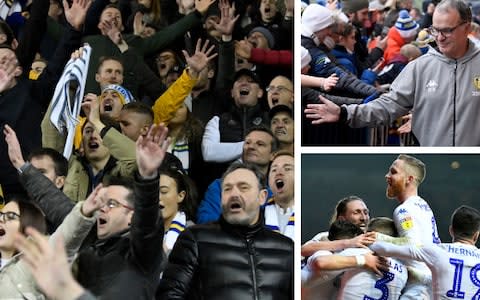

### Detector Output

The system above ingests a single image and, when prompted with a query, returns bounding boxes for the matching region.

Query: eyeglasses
[266,85,293,93]
[103,199,134,211]
[0,211,20,223]
[429,21,467,38]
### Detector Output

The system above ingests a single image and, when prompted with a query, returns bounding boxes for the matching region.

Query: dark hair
[328,220,364,241]
[28,148,68,177]
[330,195,365,224]
[451,205,480,240]
[222,162,267,190]
[244,125,279,153]
[168,108,204,147]
[436,0,472,23]
[4,195,48,236]
[367,217,398,237]
[104,176,135,207]
[121,102,154,123]
[0,20,15,46]
[97,56,124,72]
[159,168,199,222]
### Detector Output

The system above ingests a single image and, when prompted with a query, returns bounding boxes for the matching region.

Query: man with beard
[384,154,440,299]
[197,126,277,224]
[302,195,374,257]
[265,151,294,240]
[157,162,293,299]
[270,105,293,153]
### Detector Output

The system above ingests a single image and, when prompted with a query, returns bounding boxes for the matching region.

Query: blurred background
[301,154,480,246]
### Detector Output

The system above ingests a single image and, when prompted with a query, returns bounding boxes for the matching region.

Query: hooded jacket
[345,41,480,146]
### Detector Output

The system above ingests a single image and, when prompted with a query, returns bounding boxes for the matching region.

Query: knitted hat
[341,0,369,14]
[395,10,419,39]
[249,27,275,49]
[301,46,311,69]
[100,84,134,105]
[301,4,334,34]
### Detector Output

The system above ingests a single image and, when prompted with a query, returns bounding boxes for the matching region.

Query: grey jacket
[345,41,480,146]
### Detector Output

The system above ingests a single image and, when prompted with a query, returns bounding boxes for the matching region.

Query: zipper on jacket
[246,237,259,300]
[242,107,247,138]
[453,61,457,146]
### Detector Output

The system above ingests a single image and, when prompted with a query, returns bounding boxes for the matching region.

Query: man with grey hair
[305,0,480,146]
[157,162,293,299]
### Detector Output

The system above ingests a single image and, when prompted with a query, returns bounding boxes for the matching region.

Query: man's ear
[0,33,7,44]
[54,176,66,189]
[256,87,264,99]
[207,68,215,79]
[14,66,22,77]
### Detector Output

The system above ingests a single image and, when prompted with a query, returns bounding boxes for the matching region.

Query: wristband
[355,255,366,266]
[17,161,31,174]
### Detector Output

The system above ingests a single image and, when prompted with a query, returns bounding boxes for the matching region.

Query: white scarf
[164,211,187,252]
[49,44,92,160]
[264,198,294,240]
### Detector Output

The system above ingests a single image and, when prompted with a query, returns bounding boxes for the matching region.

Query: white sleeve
[370,241,441,268]
[201,116,244,162]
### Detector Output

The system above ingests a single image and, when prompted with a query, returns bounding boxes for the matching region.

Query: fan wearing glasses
[304,0,480,146]
[0,196,47,297]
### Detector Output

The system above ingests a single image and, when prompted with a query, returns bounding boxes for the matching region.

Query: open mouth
[264,7,271,13]
[89,141,99,149]
[271,97,279,105]
[227,199,243,212]
[275,179,285,189]
[98,218,107,225]
[103,103,113,112]
[239,87,250,96]
[275,128,286,135]
[0,228,5,236]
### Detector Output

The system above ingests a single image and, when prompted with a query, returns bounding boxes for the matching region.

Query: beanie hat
[301,46,311,69]
[301,4,334,35]
[100,84,134,105]
[341,0,369,14]
[249,27,275,49]
[395,10,419,39]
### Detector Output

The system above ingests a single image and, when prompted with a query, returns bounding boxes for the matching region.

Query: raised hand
[81,184,105,217]
[0,51,20,93]
[182,38,218,78]
[81,93,101,124]
[136,124,171,178]
[3,124,26,169]
[63,0,93,31]
[213,0,239,37]
[304,95,341,124]
[14,228,85,300]
[133,11,145,37]
[234,39,252,59]
[195,0,216,15]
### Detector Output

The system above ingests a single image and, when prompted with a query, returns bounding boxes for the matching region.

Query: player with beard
[384,154,440,299]
[264,151,294,240]
[157,162,293,299]
[302,195,374,257]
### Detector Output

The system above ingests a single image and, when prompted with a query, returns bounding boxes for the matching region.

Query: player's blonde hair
[397,154,426,186]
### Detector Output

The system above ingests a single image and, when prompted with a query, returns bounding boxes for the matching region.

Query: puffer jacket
[157,215,293,300]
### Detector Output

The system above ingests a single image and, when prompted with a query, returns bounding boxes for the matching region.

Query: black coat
[157,215,293,300]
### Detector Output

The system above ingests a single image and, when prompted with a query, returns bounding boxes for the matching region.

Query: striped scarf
[49,44,92,160]
[0,0,21,20]
[164,211,187,252]
[264,198,294,240]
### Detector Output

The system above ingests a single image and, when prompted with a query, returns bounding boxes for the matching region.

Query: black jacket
[157,215,293,300]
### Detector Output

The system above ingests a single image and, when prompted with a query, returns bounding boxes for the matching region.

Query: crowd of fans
[301,0,480,146]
